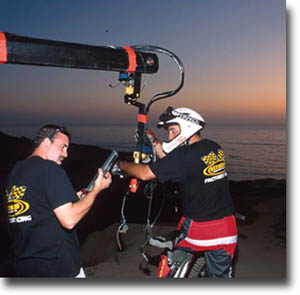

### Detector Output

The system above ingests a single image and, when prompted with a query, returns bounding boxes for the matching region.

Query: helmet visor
[157,106,176,129]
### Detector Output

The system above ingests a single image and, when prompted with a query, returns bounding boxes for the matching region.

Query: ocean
[1,124,286,181]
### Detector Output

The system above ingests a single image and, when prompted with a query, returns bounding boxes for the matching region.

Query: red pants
[176,215,237,258]
[157,216,238,278]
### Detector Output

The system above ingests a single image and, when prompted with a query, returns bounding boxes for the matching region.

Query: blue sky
[0,0,286,126]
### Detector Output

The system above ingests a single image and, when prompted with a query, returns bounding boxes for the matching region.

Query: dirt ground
[80,196,286,280]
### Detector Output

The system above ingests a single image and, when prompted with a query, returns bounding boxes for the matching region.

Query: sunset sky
[0,0,286,127]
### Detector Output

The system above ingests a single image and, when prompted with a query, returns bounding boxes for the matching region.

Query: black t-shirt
[6,156,81,277]
[149,139,234,221]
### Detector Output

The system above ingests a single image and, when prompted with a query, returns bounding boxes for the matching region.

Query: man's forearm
[70,190,98,222]
[54,188,99,230]
[155,142,167,159]
[118,161,156,181]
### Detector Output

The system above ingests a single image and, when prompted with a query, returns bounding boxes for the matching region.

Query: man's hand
[77,190,85,199]
[111,161,121,175]
[146,129,166,159]
[79,168,112,197]
[92,168,112,193]
[146,129,159,145]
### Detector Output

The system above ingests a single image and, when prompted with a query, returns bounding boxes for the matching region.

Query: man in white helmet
[117,106,237,278]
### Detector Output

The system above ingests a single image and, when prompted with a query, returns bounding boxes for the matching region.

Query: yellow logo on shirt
[201,149,226,177]
[6,185,30,219]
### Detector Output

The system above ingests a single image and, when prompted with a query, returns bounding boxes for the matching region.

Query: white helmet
[157,106,205,154]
